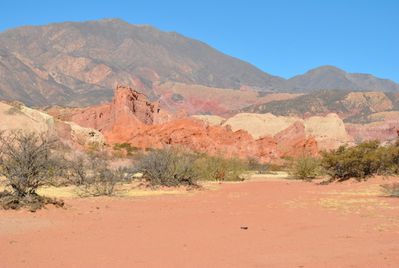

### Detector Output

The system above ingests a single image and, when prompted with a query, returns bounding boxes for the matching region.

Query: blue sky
[1,0,398,81]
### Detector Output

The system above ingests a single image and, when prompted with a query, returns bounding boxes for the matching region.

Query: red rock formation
[274,121,318,157]
[50,85,160,132]
[106,118,280,162]
[55,85,319,162]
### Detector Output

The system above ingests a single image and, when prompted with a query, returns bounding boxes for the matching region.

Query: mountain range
[0,19,398,107]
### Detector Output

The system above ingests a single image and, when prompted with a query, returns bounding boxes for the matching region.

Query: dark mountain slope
[0,19,282,106]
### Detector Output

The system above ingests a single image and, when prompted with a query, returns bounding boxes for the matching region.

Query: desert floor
[1,176,399,268]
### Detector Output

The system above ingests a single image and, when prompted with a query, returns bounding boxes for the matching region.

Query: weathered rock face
[342,92,393,113]
[53,86,318,162]
[201,112,351,150]
[222,113,299,139]
[343,110,399,143]
[304,113,352,150]
[0,101,105,149]
[112,85,159,125]
[106,118,280,163]
[274,121,318,157]
[346,121,399,143]
[49,85,161,132]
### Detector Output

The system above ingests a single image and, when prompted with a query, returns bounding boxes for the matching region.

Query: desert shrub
[321,140,399,181]
[291,156,321,180]
[135,148,249,185]
[0,190,64,212]
[380,183,399,197]
[0,131,64,211]
[113,143,140,157]
[247,157,268,174]
[68,153,124,196]
[194,154,247,181]
[135,147,199,187]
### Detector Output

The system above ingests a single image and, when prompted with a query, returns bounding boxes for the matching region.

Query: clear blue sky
[1,0,398,81]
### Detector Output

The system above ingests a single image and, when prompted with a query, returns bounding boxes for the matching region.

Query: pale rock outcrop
[222,113,300,138]
[0,101,105,149]
[207,112,351,150]
[192,115,226,126]
[304,113,351,150]
[0,102,53,133]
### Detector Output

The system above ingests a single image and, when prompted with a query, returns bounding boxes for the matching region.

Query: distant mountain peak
[280,65,399,92]
[307,65,345,73]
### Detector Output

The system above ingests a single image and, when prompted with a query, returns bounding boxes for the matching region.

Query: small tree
[0,131,64,211]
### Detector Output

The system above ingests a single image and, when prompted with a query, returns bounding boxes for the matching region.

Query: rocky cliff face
[51,85,318,162]
[274,121,318,157]
[209,112,351,150]
[46,85,397,157]
[50,85,161,132]
[242,90,399,123]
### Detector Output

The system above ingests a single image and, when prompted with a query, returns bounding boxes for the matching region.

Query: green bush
[291,156,321,181]
[321,140,399,181]
[194,154,247,181]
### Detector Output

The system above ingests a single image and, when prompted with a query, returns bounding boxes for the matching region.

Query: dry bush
[135,148,249,186]
[68,153,125,196]
[0,131,64,211]
[247,157,268,174]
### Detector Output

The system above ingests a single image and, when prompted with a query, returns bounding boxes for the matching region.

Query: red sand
[1,179,399,267]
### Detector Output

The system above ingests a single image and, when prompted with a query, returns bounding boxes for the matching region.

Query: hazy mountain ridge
[0,19,282,106]
[276,66,399,92]
[0,19,398,107]
[242,90,399,123]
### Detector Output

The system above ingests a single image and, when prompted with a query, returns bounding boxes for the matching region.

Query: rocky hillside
[0,20,398,109]
[0,19,282,106]
[275,66,399,92]
[243,90,399,123]
[195,113,351,150]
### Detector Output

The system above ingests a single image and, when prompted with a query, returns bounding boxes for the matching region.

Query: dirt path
[1,179,399,267]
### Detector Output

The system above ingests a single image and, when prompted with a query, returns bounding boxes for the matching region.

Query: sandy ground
[1,177,399,268]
